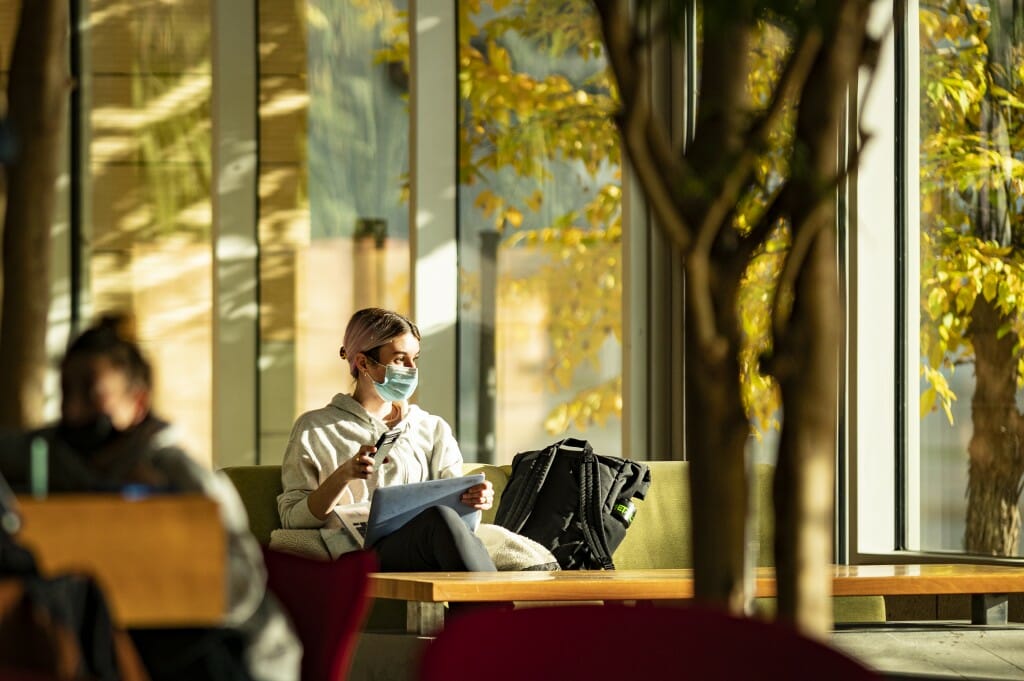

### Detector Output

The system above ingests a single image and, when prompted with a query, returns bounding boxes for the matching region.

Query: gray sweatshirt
[277,393,463,559]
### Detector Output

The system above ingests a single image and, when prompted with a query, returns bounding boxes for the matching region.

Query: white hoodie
[277,393,463,559]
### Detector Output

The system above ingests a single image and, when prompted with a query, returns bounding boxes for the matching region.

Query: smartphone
[371,429,401,459]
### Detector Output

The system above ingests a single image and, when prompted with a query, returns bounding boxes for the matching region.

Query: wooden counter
[370,564,1024,634]
[9,494,225,628]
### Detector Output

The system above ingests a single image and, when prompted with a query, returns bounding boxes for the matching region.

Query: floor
[832,623,1024,680]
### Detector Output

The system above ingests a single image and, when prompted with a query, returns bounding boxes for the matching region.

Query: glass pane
[456,1,623,463]
[84,0,213,463]
[258,0,411,461]
[918,0,1024,555]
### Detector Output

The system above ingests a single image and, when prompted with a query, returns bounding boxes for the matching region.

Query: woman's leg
[373,506,496,572]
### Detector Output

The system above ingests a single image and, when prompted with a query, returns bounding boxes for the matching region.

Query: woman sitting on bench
[277,307,496,572]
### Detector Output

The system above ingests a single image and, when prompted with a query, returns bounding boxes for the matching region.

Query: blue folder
[364,473,485,547]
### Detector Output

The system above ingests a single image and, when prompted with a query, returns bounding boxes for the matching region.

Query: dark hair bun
[96,313,138,344]
[64,311,152,390]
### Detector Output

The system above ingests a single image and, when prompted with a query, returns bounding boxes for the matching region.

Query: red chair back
[420,603,881,681]
[261,547,377,681]
[0,671,64,681]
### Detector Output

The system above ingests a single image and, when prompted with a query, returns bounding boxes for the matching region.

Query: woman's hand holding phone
[370,429,401,460]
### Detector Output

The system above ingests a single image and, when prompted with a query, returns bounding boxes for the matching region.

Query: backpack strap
[495,442,559,533]
[635,466,652,500]
[557,437,589,454]
[577,445,616,570]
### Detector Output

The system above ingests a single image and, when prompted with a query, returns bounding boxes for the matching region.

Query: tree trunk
[0,0,70,429]
[680,6,754,615]
[773,226,839,637]
[685,256,750,613]
[770,0,867,638]
[594,0,873,631]
[964,295,1024,555]
[960,0,1024,558]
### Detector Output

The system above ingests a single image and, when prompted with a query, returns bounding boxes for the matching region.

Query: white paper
[333,501,370,548]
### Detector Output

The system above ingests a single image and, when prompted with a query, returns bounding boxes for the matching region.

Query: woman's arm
[303,445,375,520]
[277,437,325,529]
[278,424,380,526]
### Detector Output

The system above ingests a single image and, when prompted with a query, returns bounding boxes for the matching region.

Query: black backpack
[494,438,651,570]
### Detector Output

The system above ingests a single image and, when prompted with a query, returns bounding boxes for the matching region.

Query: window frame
[851,0,1024,566]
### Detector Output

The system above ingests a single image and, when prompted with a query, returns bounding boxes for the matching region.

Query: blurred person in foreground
[0,313,301,681]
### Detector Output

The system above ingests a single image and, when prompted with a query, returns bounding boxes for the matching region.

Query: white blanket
[476,524,559,571]
[268,529,331,560]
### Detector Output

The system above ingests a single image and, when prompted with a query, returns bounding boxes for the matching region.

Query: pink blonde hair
[339,308,420,378]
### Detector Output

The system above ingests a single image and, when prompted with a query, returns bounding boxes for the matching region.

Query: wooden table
[9,493,226,628]
[370,564,1024,634]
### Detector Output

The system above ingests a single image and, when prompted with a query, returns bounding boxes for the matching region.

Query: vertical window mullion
[895,0,922,552]
[850,0,901,560]
[410,0,459,429]
[212,0,259,467]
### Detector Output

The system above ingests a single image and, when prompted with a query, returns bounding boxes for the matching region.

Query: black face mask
[57,414,117,455]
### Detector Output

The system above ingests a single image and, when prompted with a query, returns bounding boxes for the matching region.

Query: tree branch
[594,0,693,253]
[687,250,730,361]
[695,25,824,257]
[772,0,875,338]
[738,184,791,264]
[771,134,871,339]
[646,109,689,187]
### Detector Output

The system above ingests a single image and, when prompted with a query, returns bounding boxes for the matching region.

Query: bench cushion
[221,465,284,545]
[222,463,511,546]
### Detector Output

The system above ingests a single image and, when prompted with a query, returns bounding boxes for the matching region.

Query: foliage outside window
[919,0,1024,556]
[453,0,624,462]
[446,3,798,463]
[737,20,794,447]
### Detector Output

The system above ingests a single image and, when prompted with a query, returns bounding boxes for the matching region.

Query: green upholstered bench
[220,460,884,624]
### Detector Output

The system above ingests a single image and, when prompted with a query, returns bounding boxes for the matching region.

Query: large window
[257,0,411,462]
[256,0,628,466]
[846,0,1024,563]
[917,0,1024,557]
[7,0,626,469]
[455,0,623,464]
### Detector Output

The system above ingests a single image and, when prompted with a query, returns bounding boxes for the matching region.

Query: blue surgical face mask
[368,360,418,402]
